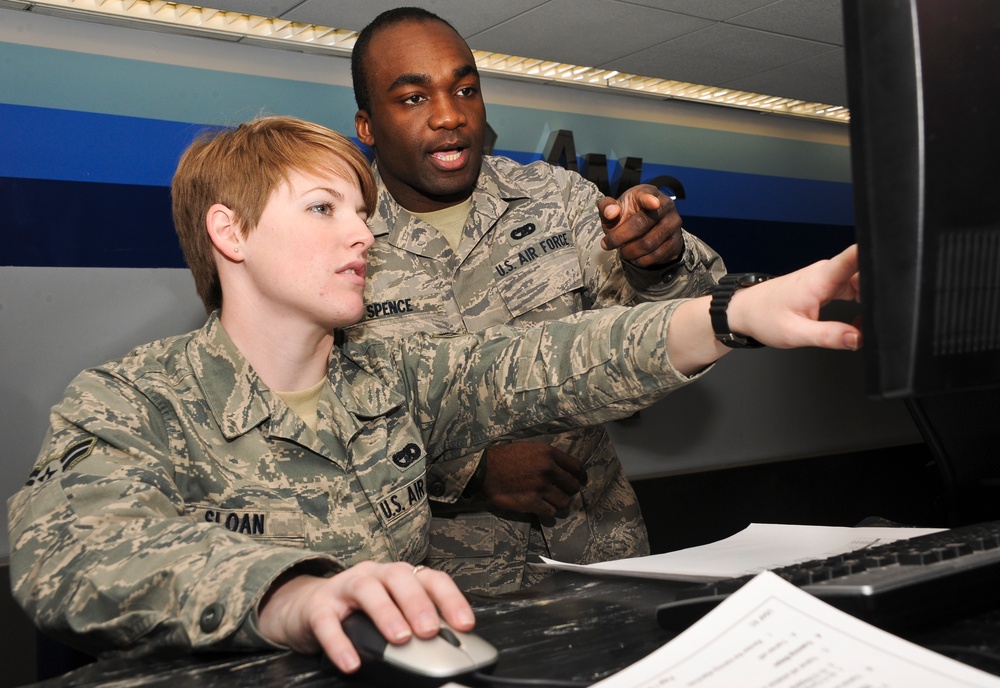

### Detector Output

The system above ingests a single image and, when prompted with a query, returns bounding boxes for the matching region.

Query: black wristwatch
[709,273,773,348]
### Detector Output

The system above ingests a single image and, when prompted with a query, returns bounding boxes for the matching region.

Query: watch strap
[710,273,772,348]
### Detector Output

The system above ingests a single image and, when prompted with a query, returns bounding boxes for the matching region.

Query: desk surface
[27,572,1000,687]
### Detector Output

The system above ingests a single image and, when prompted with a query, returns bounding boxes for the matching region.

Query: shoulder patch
[510,222,537,241]
[26,436,97,487]
[391,442,422,469]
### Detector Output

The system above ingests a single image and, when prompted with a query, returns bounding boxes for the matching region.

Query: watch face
[736,273,772,288]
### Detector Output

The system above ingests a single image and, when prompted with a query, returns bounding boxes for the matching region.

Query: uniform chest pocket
[493,241,583,319]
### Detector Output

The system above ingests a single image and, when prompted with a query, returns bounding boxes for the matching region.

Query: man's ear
[355,109,375,148]
[206,203,243,261]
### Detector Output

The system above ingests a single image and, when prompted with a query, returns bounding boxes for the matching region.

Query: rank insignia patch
[26,436,97,487]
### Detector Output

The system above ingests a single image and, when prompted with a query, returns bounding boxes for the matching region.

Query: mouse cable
[470,670,594,687]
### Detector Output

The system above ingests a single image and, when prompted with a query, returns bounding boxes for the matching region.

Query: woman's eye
[310,203,333,215]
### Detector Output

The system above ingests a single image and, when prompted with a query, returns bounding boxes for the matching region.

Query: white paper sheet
[541,523,944,581]
[592,570,1000,687]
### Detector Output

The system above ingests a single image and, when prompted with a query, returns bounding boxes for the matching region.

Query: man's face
[355,20,487,213]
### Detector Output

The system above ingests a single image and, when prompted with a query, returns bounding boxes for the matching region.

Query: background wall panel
[0,9,920,560]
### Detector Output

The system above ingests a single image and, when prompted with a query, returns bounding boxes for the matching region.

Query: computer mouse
[339,611,499,686]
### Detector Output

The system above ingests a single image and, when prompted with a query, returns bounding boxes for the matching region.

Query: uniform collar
[368,157,530,262]
[190,313,404,448]
[190,313,271,441]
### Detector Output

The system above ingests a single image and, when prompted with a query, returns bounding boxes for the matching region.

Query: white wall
[1,267,206,555]
[0,266,920,556]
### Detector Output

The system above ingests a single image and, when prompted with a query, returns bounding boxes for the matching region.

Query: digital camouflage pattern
[342,156,725,593]
[9,301,700,657]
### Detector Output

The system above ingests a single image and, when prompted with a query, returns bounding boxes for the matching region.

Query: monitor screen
[843,0,1000,525]
[843,0,1000,399]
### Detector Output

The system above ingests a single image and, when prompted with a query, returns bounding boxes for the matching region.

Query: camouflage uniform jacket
[342,156,724,593]
[8,304,701,658]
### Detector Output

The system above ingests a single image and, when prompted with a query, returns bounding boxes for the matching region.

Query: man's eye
[404,94,425,105]
[457,86,478,97]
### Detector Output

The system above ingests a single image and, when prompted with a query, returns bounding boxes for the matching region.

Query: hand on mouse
[257,560,475,674]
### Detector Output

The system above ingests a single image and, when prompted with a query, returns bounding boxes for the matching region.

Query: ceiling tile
[603,23,832,87]
[728,0,843,44]
[623,0,783,21]
[282,0,548,36]
[466,0,712,66]
[725,48,847,106]
[119,0,849,108]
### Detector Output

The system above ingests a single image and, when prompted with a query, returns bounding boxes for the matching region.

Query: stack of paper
[541,523,944,581]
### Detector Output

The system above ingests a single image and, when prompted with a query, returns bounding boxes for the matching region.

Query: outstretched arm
[408,245,861,473]
[666,244,862,375]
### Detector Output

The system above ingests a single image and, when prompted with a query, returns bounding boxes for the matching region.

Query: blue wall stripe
[485,104,852,183]
[1,103,852,226]
[0,104,214,186]
[0,38,855,274]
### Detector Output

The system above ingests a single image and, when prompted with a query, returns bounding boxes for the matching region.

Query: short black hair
[351,7,460,113]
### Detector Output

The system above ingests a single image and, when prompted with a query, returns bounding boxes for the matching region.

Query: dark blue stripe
[0,175,851,273]
[0,176,183,268]
[497,150,854,227]
[682,216,855,275]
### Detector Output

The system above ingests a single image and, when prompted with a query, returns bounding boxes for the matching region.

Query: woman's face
[238,165,374,332]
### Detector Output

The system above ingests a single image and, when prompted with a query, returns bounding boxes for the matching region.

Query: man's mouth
[429,147,468,171]
[432,150,462,162]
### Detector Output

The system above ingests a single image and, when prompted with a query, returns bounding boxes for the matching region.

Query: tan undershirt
[411,197,473,250]
[274,377,325,433]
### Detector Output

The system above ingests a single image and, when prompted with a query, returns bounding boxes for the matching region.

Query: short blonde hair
[172,116,376,312]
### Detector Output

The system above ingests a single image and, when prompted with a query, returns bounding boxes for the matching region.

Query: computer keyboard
[655,520,1000,634]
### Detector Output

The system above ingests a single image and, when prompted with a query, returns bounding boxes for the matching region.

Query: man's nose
[429,97,466,130]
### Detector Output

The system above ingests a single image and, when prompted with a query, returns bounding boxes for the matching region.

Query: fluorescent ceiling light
[13,0,850,123]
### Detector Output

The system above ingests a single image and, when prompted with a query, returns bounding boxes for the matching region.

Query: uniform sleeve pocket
[512,311,614,392]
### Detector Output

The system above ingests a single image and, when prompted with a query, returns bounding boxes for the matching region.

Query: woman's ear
[206,204,243,261]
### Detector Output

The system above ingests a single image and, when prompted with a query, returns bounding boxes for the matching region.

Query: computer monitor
[843,0,1000,524]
